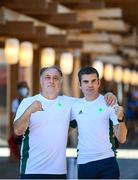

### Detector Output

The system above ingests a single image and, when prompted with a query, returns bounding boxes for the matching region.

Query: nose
[88,81,93,87]
[49,77,54,83]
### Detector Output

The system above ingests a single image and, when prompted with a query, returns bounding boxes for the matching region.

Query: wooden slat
[39,39,82,49]
[54,0,104,9]
[0,0,47,9]
[8,2,58,15]
[20,8,56,16]
[6,21,35,34]
[93,19,130,32]
[35,26,46,37]
[33,13,78,25]
[121,36,138,47]
[94,55,124,65]
[1,7,66,35]
[39,34,68,47]
[67,40,82,48]
[53,21,93,31]
[0,23,67,43]
[121,48,138,58]
[68,32,123,45]
[77,8,122,21]
[105,0,138,29]
[83,42,117,54]
[68,33,108,42]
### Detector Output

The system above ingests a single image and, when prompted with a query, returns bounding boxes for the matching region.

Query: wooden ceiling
[0,0,138,67]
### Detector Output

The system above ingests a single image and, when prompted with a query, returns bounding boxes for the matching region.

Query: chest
[75,103,110,127]
[29,100,72,128]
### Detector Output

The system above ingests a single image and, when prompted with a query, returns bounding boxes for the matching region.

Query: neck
[41,91,58,100]
[85,93,99,101]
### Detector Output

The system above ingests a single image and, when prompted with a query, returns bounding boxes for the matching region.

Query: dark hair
[78,66,99,83]
[17,81,29,90]
[40,66,63,77]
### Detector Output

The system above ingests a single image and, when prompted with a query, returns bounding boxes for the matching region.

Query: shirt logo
[98,108,104,112]
[78,110,83,114]
[58,103,63,108]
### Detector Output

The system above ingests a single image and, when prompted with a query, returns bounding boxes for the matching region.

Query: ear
[78,81,82,89]
[40,77,43,87]
[60,77,63,84]
[98,79,101,87]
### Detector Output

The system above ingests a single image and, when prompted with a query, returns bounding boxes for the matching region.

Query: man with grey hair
[14,66,117,179]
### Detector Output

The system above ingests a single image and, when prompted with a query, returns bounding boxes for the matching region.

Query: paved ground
[1,134,138,179]
[1,151,138,179]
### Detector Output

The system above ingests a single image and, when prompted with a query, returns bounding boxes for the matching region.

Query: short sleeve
[14,98,33,122]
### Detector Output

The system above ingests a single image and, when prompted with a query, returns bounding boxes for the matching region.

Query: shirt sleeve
[14,98,33,122]
[109,107,119,126]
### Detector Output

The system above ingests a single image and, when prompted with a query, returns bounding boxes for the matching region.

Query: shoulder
[59,95,78,104]
[98,94,108,106]
[19,94,40,106]
[98,95,114,112]
[98,94,105,102]
[72,98,83,108]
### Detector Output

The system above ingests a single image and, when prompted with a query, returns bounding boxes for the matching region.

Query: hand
[104,92,117,106]
[27,101,43,114]
[114,105,124,120]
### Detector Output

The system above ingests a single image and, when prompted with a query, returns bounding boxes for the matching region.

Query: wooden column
[32,47,41,95]
[72,55,81,98]
[7,64,19,136]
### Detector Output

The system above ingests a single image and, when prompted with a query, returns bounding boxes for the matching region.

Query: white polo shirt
[14,94,75,175]
[71,94,119,164]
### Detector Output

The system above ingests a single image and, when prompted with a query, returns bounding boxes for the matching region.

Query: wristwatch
[118,117,125,123]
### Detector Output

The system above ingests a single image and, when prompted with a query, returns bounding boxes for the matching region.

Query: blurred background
[0,0,138,178]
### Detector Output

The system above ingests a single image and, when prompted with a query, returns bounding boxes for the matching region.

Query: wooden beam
[8,64,19,137]
[32,13,78,25]
[0,21,37,40]
[68,32,122,45]
[0,7,66,35]
[77,8,122,21]
[35,26,46,37]
[121,48,138,58]
[121,36,138,47]
[67,40,82,48]
[54,0,104,10]
[38,34,68,47]
[0,0,48,9]
[32,48,41,95]
[83,42,117,54]
[3,2,58,15]
[6,21,35,34]
[18,7,57,16]
[39,38,82,49]
[105,0,138,29]
[93,54,124,65]
[93,19,130,32]
[53,21,93,31]
[0,23,68,44]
